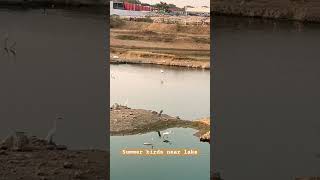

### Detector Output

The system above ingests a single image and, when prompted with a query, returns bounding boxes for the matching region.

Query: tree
[154,1,175,12]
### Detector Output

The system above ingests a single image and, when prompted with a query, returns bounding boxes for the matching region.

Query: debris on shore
[110,53,210,69]
[0,132,108,180]
[193,117,211,143]
[200,131,210,142]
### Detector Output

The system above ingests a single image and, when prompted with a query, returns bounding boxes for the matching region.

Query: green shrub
[110,15,125,28]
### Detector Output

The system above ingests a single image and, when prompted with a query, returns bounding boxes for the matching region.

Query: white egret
[162,130,173,139]
[46,114,63,145]
[124,98,129,107]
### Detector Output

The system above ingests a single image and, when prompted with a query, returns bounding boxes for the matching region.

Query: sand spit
[110,104,210,142]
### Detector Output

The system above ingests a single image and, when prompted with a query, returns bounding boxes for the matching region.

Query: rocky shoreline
[211,0,320,23]
[110,104,210,142]
[0,133,107,179]
[110,57,210,69]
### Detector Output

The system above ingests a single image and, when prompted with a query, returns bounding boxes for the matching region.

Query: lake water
[213,16,320,179]
[110,64,210,180]
[110,64,210,120]
[0,7,107,150]
[111,128,210,180]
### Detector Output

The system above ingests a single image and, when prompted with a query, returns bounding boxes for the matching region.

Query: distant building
[111,0,153,11]
[110,0,153,17]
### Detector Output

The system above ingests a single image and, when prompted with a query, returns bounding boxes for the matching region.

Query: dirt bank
[110,104,210,142]
[110,19,210,69]
[211,0,320,22]
[0,134,107,179]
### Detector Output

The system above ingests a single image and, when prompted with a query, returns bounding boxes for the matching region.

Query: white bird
[160,69,164,73]
[124,98,129,107]
[111,72,116,79]
[162,130,173,139]
[46,114,63,145]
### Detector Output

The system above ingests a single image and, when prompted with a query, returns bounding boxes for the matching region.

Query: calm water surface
[0,7,107,150]
[111,128,210,180]
[213,16,320,179]
[110,64,210,120]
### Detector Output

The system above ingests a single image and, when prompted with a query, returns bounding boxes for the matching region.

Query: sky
[139,0,210,8]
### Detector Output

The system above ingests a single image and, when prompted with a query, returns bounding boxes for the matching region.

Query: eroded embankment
[110,104,210,142]
[110,20,210,69]
[211,0,320,22]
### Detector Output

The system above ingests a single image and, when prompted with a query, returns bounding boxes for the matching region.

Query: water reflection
[111,128,210,180]
[110,64,210,120]
[213,16,320,179]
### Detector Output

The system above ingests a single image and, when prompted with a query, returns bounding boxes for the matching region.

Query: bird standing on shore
[46,114,64,145]
[124,98,129,107]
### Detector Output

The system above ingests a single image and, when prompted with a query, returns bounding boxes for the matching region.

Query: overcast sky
[139,0,210,8]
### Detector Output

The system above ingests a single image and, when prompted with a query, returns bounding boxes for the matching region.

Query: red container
[123,2,152,11]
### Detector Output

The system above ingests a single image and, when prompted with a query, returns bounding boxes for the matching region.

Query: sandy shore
[110,104,210,142]
[110,20,210,69]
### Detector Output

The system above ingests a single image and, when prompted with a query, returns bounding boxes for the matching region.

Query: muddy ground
[110,20,210,69]
[0,135,107,180]
[110,104,210,142]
